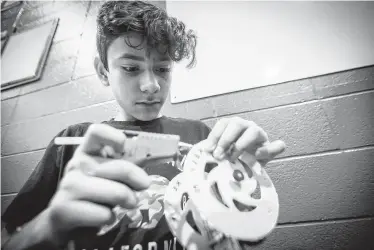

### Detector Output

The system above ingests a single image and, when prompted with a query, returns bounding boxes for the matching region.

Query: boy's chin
[134,112,161,121]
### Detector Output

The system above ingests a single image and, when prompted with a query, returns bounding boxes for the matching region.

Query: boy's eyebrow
[157,56,172,62]
[117,53,171,62]
[118,53,145,61]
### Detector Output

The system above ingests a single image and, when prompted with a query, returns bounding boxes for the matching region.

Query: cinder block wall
[1,1,374,249]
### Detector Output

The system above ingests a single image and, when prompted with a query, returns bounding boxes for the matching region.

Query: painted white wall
[167,1,374,103]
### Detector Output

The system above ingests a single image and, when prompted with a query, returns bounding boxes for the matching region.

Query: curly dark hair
[96,0,197,71]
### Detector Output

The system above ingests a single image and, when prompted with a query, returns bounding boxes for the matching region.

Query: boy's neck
[114,112,163,122]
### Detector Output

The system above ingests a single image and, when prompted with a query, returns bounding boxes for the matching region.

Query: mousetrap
[55,130,279,249]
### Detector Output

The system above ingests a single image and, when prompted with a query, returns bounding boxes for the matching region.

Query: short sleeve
[1,127,74,233]
[201,121,212,139]
[194,120,211,142]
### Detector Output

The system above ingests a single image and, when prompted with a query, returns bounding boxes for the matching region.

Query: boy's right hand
[45,124,151,244]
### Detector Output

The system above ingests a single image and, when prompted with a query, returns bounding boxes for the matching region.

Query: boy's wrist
[41,207,70,248]
[2,209,68,250]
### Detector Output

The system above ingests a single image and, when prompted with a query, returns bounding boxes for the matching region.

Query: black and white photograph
[1,1,373,249]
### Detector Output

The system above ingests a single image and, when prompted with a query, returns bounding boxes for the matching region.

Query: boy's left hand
[202,117,286,165]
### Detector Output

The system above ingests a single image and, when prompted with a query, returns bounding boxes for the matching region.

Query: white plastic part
[181,145,279,242]
[164,173,212,250]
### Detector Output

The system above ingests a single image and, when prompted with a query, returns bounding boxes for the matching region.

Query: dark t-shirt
[1,116,211,250]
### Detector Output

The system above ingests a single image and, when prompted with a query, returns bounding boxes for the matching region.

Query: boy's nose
[139,71,160,93]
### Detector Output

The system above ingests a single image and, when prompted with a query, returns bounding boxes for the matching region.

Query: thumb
[195,139,215,152]
[255,140,286,161]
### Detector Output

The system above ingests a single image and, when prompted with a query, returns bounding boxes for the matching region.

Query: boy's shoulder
[57,117,211,137]
[164,116,210,129]
[61,122,94,137]
[162,116,211,143]
[60,120,119,134]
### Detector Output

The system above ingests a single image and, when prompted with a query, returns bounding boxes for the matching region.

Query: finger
[60,171,139,209]
[213,119,249,160]
[255,140,286,161]
[65,155,150,190]
[229,125,269,161]
[194,139,209,150]
[93,159,151,190]
[50,200,114,230]
[204,118,230,152]
[64,153,99,176]
[76,124,126,156]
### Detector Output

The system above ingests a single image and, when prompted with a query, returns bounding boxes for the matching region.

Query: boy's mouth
[137,100,161,105]
[136,102,161,110]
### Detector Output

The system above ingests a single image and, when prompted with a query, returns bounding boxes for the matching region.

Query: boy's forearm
[1,209,66,250]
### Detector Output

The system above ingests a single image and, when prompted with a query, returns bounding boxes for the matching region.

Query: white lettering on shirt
[163,237,177,250]
[133,244,142,250]
[148,241,157,250]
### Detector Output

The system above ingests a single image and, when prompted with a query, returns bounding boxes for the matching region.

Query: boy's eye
[156,67,171,73]
[122,66,139,72]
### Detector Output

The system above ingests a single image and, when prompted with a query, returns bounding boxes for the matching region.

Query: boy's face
[104,33,173,121]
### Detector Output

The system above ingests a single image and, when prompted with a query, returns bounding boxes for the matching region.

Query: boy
[1,1,285,250]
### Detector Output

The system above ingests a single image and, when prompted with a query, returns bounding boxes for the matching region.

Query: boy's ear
[94,56,109,86]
